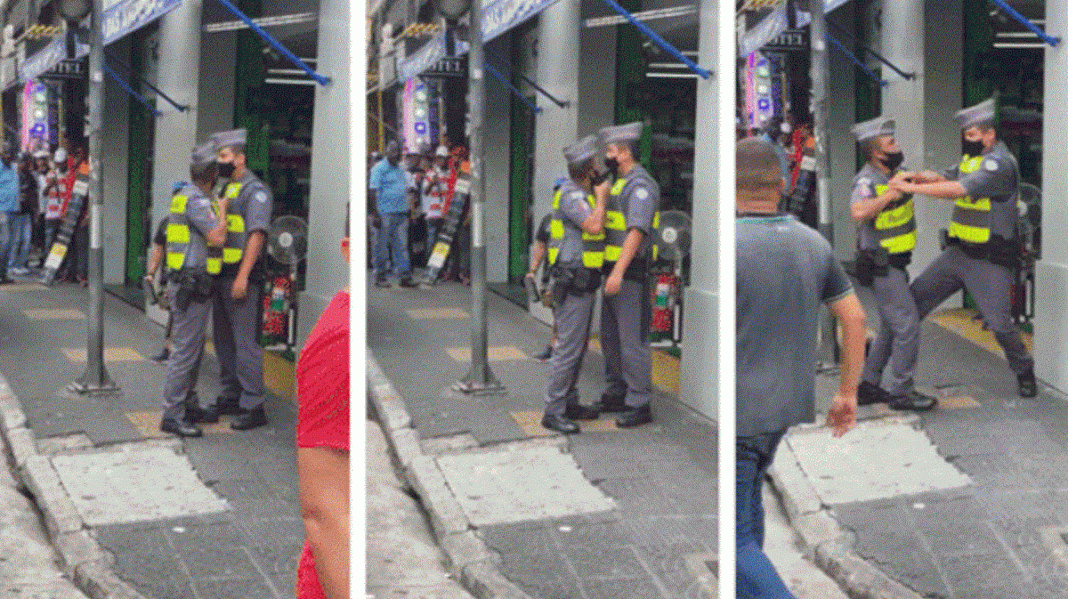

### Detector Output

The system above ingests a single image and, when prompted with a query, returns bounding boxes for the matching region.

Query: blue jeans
[374,212,410,279]
[737,431,797,599]
[0,212,14,275]
[8,213,30,269]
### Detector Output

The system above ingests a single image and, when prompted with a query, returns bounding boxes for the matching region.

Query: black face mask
[962,139,985,157]
[880,151,904,171]
[217,161,236,179]
[604,156,620,179]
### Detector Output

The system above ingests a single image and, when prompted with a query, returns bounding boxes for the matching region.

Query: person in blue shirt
[369,141,416,288]
[0,146,21,284]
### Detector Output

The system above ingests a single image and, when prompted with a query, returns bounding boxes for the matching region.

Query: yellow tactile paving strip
[446,346,529,362]
[23,308,85,320]
[264,351,295,402]
[407,307,469,319]
[1,283,49,292]
[930,307,1034,357]
[125,410,234,438]
[62,347,144,362]
[510,410,618,437]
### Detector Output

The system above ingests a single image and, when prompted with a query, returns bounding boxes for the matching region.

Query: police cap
[563,135,598,166]
[955,98,996,130]
[599,121,643,146]
[851,116,895,142]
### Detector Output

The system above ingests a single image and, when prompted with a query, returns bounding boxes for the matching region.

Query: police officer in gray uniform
[891,98,1037,397]
[159,142,230,437]
[592,122,659,428]
[850,117,936,411]
[210,128,274,429]
[541,135,609,434]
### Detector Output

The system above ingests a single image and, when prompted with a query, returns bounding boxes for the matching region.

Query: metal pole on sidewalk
[456,0,504,395]
[71,0,118,396]
[810,0,839,373]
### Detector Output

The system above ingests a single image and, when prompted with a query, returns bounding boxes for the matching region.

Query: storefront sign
[423,56,467,78]
[763,29,808,52]
[39,60,86,80]
[19,36,88,82]
[738,0,852,56]
[103,0,183,45]
[397,31,446,81]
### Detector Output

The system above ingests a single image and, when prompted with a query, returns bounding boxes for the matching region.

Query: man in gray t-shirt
[735,139,866,599]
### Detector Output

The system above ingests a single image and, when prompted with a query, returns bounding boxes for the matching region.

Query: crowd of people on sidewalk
[0,143,91,285]
[367,137,471,287]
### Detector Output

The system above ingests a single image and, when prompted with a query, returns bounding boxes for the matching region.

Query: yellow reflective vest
[604,177,659,263]
[220,181,248,265]
[872,183,916,254]
[166,192,222,275]
[547,188,605,269]
[947,155,991,244]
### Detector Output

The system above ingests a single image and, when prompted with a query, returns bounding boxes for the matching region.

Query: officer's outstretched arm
[895,180,967,200]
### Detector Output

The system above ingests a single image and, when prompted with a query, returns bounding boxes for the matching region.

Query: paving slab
[436,446,617,527]
[786,419,971,505]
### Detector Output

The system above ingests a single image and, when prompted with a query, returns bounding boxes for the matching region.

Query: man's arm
[892,179,967,199]
[204,198,229,248]
[827,292,865,436]
[851,175,905,224]
[581,180,610,235]
[145,244,163,282]
[528,240,547,275]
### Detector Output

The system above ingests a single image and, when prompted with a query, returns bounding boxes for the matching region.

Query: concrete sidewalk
[770,282,1068,599]
[367,279,850,599]
[0,278,304,599]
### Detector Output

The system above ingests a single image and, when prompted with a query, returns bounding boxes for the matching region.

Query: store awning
[398,0,562,80]
[18,0,182,83]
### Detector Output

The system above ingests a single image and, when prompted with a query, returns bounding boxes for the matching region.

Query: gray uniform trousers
[601,279,653,408]
[161,283,210,421]
[911,245,1033,374]
[543,288,596,416]
[862,266,920,396]
[212,275,265,410]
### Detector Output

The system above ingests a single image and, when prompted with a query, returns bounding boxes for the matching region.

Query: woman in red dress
[295,221,351,599]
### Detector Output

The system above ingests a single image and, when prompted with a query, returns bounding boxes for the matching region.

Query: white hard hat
[54,148,67,163]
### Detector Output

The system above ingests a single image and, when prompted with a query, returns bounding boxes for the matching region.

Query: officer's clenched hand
[594,178,611,200]
[604,272,623,297]
[231,276,248,300]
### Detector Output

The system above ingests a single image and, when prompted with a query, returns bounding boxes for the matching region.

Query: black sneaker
[532,344,553,362]
[375,278,391,288]
[1018,370,1038,398]
[592,393,627,413]
[399,277,418,288]
[149,347,170,363]
[616,404,653,428]
[541,413,579,434]
[887,390,937,411]
[857,381,889,406]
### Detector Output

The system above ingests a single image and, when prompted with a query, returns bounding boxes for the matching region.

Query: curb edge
[366,352,534,599]
[0,378,148,599]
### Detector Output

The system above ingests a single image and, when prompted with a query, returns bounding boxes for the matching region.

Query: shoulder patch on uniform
[255,191,268,203]
[635,187,649,200]
[198,198,211,207]
[857,177,870,188]
[984,159,998,172]
[570,190,585,200]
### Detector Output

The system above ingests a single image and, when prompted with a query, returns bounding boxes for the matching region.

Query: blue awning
[19,0,182,83]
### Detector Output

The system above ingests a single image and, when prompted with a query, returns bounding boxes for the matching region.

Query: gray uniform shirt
[736,215,854,438]
[172,184,219,270]
[614,164,660,264]
[944,141,1019,239]
[555,179,593,268]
